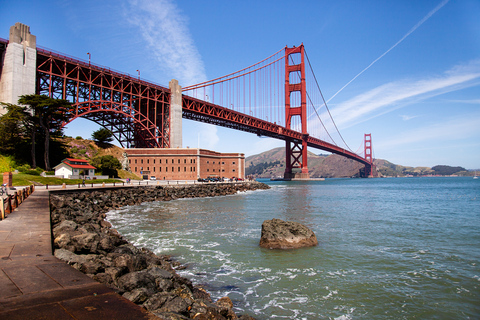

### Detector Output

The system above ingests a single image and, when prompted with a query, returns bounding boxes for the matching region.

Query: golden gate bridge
[0,26,376,179]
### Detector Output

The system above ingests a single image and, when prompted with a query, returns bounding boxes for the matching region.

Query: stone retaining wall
[49,182,269,320]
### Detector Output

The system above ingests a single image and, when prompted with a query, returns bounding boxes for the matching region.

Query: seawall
[49,182,269,320]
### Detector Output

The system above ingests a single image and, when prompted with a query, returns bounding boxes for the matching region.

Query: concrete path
[0,190,158,319]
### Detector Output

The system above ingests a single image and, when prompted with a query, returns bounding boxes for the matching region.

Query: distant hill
[245,147,364,178]
[245,147,472,178]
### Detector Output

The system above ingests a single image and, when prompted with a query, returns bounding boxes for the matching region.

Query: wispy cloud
[401,114,420,121]
[445,99,480,104]
[198,123,219,150]
[376,113,480,149]
[125,0,206,86]
[125,0,219,149]
[323,59,480,129]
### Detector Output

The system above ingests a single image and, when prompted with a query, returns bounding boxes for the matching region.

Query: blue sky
[1,0,479,169]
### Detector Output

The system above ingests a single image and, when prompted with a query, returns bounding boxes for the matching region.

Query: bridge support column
[169,79,182,148]
[284,138,309,180]
[363,133,375,178]
[0,23,36,115]
[283,44,309,180]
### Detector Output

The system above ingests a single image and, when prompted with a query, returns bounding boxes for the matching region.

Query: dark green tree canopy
[17,94,71,170]
[1,95,71,170]
[91,128,114,144]
[91,155,121,178]
[0,103,29,154]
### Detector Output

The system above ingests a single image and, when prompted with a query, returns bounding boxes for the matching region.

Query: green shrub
[16,164,31,173]
[25,167,43,176]
[75,136,83,140]
[0,155,16,173]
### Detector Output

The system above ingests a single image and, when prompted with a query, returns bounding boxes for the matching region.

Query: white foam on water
[323,290,338,300]
[202,241,220,248]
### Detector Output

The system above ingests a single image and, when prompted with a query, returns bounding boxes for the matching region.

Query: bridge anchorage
[0,23,376,178]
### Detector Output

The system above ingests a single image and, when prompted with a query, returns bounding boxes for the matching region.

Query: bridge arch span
[61,100,167,148]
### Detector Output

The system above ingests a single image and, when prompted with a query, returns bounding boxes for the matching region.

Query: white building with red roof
[54,158,96,179]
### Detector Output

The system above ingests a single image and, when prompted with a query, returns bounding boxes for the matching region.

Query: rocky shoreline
[49,182,270,320]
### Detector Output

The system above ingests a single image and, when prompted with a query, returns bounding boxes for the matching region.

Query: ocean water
[106,177,480,319]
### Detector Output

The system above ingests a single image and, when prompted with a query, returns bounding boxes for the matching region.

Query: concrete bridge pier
[0,23,37,115]
[169,79,182,148]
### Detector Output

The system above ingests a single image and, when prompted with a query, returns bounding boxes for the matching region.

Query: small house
[54,158,96,179]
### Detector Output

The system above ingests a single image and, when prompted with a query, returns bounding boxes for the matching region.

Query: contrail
[325,0,450,104]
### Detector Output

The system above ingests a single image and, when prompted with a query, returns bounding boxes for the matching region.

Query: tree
[91,155,121,177]
[18,95,71,170]
[91,128,114,144]
[0,103,29,155]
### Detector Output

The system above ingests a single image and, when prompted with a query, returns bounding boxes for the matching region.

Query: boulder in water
[259,218,318,249]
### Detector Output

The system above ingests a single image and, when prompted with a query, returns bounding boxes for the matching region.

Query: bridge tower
[284,44,309,180]
[0,23,37,115]
[364,133,375,177]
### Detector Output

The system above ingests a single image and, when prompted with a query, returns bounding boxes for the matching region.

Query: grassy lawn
[11,173,123,187]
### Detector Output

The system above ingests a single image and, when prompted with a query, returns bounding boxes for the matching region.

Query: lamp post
[136,69,140,80]
[87,52,91,66]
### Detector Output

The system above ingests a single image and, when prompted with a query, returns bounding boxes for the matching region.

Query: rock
[117,270,156,292]
[54,248,87,264]
[259,218,318,249]
[123,287,151,304]
[215,296,237,319]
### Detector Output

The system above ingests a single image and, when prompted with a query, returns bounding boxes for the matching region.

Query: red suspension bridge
[0,26,376,178]
[181,44,375,178]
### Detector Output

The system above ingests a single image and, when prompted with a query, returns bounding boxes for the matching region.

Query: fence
[0,185,35,220]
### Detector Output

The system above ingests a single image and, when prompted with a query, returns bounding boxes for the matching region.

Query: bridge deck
[0,190,157,319]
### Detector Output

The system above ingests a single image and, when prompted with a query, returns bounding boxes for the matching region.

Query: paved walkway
[0,190,158,319]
